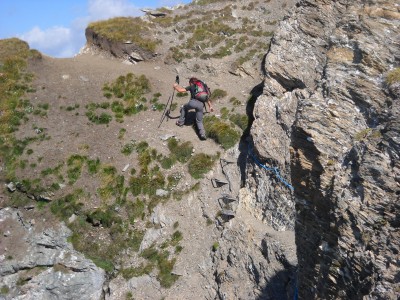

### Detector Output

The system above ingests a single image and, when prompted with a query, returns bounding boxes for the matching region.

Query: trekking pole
[158,75,179,128]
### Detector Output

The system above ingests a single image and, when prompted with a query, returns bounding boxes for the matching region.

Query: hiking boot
[176,121,184,127]
[200,135,207,141]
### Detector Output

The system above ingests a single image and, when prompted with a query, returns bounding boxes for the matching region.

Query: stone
[6,182,16,192]
[0,208,105,299]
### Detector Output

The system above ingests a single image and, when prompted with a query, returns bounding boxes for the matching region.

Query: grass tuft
[204,116,241,149]
[88,17,160,52]
[188,153,218,179]
[386,68,400,85]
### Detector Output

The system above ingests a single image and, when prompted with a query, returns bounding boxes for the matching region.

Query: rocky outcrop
[250,0,399,298]
[212,209,297,300]
[84,27,154,61]
[0,208,105,300]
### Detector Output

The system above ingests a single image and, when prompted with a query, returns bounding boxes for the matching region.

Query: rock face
[0,208,105,300]
[84,27,154,61]
[250,0,399,298]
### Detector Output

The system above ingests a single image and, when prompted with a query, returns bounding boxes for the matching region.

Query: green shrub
[170,230,183,246]
[203,116,241,149]
[7,192,31,207]
[50,190,85,220]
[210,89,227,101]
[129,167,165,197]
[157,256,179,288]
[188,153,217,179]
[111,101,124,113]
[85,110,112,124]
[118,128,126,139]
[140,246,179,288]
[160,156,176,169]
[121,143,135,155]
[138,150,152,169]
[101,73,151,120]
[220,107,229,119]
[41,163,63,177]
[229,97,241,106]
[126,198,146,222]
[136,141,149,153]
[229,113,249,131]
[87,158,100,174]
[68,215,145,273]
[89,257,114,273]
[98,168,127,202]
[67,154,87,184]
[86,208,122,228]
[0,38,32,61]
[121,264,154,279]
[167,173,182,188]
[169,47,185,63]
[0,285,9,295]
[167,137,193,163]
[386,68,400,85]
[212,242,219,251]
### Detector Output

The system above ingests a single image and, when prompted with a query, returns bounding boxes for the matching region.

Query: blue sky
[0,0,191,58]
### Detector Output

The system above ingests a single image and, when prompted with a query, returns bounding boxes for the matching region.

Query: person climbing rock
[173,77,213,140]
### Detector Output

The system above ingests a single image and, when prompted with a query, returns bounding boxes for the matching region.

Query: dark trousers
[178,99,205,136]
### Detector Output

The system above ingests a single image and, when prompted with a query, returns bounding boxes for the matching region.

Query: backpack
[193,80,211,102]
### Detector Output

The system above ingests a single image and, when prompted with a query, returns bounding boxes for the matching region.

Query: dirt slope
[11,52,270,299]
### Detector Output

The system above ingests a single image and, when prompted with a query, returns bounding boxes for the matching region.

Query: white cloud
[87,0,142,20]
[19,26,80,57]
[17,0,188,58]
[156,0,187,8]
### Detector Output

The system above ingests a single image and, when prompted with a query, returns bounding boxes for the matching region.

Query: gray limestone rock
[0,208,105,300]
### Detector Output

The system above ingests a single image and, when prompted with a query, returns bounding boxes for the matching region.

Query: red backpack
[193,80,211,102]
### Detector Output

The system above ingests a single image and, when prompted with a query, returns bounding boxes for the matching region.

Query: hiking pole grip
[175,75,179,85]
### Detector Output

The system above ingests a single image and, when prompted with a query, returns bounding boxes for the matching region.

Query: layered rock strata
[250,0,399,298]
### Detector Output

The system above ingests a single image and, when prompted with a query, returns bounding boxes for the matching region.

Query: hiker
[173,77,213,140]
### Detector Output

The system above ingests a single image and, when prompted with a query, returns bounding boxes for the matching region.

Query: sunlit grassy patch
[67,154,87,184]
[50,189,85,220]
[167,137,193,163]
[188,153,218,179]
[88,17,160,52]
[386,68,400,85]
[203,116,241,149]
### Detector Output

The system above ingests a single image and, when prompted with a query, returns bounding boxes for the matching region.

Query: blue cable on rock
[248,143,294,191]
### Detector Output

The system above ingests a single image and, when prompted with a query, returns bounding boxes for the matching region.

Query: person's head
[189,77,198,85]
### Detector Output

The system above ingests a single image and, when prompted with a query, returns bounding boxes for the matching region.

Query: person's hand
[173,83,178,88]
[210,106,214,112]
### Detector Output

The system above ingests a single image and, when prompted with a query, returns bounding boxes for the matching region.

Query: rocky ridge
[250,0,399,298]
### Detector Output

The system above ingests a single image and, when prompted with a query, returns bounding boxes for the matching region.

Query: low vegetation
[160,3,274,66]
[87,17,160,52]
[204,115,242,149]
[188,153,219,179]
[386,68,400,85]
[0,39,42,181]
[0,43,213,288]
[1,1,260,290]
